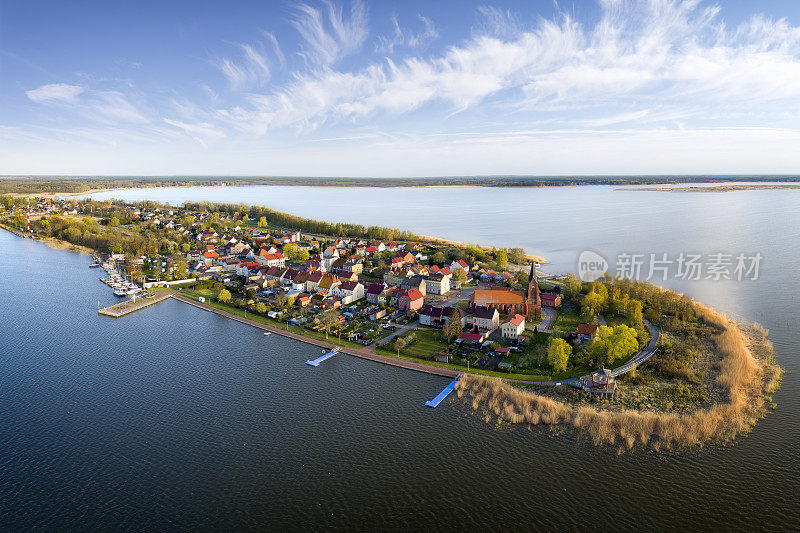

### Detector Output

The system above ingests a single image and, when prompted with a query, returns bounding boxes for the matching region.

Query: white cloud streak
[26,83,84,104]
[217,43,272,90]
[290,0,367,66]
[376,15,438,54]
[219,0,800,135]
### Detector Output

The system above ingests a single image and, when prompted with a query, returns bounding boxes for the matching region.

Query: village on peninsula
[0,193,782,435]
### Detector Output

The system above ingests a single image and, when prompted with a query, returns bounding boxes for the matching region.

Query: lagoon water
[4,185,800,530]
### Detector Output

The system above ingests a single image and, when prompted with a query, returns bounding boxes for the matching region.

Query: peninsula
[0,194,782,450]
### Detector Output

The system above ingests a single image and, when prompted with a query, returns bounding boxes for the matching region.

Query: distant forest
[2,174,800,195]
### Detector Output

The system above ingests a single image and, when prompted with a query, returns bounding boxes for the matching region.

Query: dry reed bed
[456,302,783,450]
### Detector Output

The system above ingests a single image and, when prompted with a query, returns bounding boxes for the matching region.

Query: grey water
[4,184,800,530]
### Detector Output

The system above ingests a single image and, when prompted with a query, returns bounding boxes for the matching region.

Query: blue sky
[3,0,800,176]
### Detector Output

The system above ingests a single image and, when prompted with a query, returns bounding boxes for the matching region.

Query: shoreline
[416,234,548,264]
[616,184,800,193]
[172,294,462,379]
[0,218,783,449]
[0,223,93,255]
[457,303,782,450]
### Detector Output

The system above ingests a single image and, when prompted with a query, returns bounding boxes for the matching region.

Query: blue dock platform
[425,379,459,407]
[306,349,339,367]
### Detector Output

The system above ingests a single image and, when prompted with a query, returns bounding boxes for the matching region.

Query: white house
[334,280,364,304]
[424,273,451,295]
[501,314,526,339]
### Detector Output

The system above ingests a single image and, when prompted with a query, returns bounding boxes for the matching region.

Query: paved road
[173,295,460,378]
[538,307,557,333]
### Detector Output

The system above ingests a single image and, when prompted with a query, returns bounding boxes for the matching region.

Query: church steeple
[527,261,540,306]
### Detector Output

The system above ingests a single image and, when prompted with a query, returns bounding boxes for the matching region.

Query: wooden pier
[98,291,176,317]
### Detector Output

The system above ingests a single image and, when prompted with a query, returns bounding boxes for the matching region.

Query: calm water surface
[4,185,800,530]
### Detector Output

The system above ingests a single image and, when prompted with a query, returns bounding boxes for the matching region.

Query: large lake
[4,184,799,529]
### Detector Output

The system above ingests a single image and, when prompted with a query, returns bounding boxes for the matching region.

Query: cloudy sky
[3,0,800,176]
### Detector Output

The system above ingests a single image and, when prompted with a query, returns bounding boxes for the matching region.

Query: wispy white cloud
[261,30,286,68]
[87,91,148,123]
[291,0,367,66]
[15,0,800,176]
[217,0,800,136]
[217,42,272,90]
[474,5,521,37]
[26,83,84,104]
[26,84,147,124]
[164,118,225,147]
[376,15,438,54]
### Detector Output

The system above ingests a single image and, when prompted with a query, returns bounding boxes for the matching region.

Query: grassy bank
[456,302,783,450]
[181,290,367,350]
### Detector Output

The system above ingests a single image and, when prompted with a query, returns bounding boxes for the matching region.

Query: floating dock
[306,349,339,367]
[425,379,459,408]
[98,291,175,317]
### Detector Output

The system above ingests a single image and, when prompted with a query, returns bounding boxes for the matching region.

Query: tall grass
[456,302,783,450]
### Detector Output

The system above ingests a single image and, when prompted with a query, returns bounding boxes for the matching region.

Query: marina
[97,291,177,317]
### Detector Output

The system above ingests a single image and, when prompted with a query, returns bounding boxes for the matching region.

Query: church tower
[527,261,540,306]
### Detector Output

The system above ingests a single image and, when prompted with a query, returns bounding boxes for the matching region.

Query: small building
[540,292,562,308]
[576,323,599,343]
[457,331,484,345]
[472,305,499,331]
[501,314,526,339]
[586,369,616,400]
[419,305,444,326]
[398,288,424,312]
[366,282,389,304]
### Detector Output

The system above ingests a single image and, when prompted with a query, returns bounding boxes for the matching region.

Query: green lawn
[373,346,553,381]
[181,289,592,383]
[397,328,448,358]
[551,307,581,332]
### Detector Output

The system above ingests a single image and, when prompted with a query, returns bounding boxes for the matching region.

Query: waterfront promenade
[172,294,462,379]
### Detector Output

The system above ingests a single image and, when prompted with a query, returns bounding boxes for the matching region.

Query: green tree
[590,325,639,366]
[452,268,467,288]
[218,288,231,303]
[319,309,339,340]
[562,273,582,300]
[508,248,526,265]
[181,243,190,253]
[494,249,508,269]
[581,290,605,318]
[174,259,189,278]
[442,310,463,343]
[466,245,486,262]
[64,225,82,243]
[547,337,572,373]
[274,293,288,309]
[430,251,446,264]
[109,216,120,227]
[256,302,267,314]
[283,243,310,262]
[626,299,643,327]
[393,336,408,357]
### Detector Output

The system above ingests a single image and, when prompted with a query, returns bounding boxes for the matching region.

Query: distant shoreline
[617,184,800,193]
[4,175,800,196]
